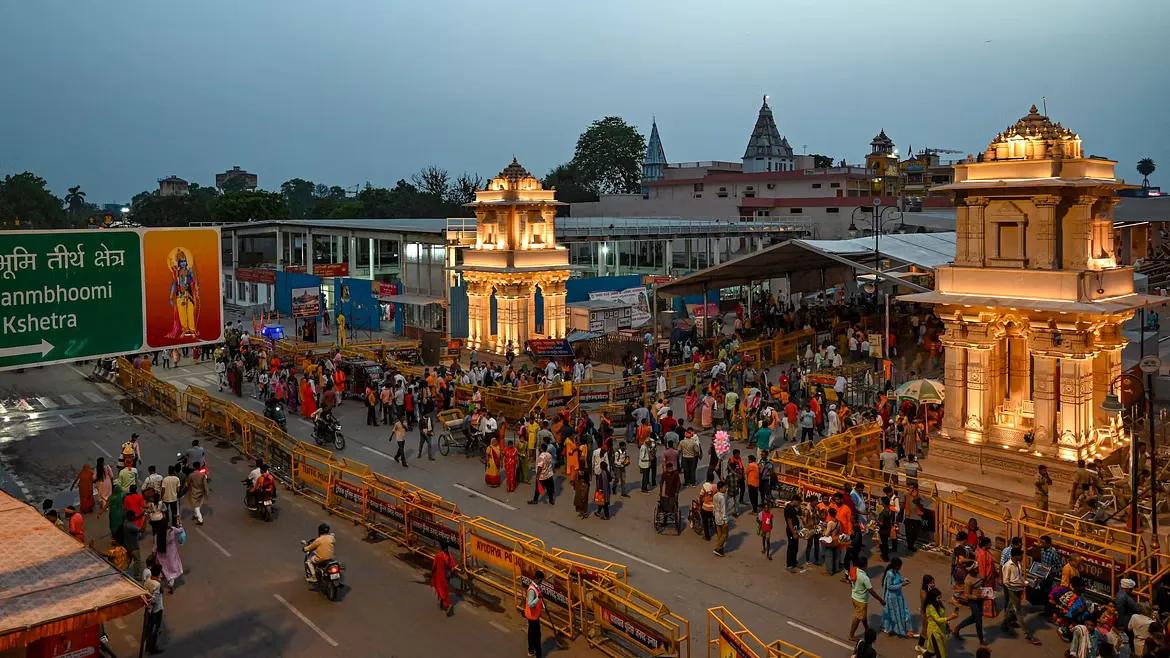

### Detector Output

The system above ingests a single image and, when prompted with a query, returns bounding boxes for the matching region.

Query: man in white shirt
[528,445,555,505]
[545,359,558,381]
[1001,548,1040,644]
[161,466,181,526]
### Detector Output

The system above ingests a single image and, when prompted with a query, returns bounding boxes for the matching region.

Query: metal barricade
[1017,505,1146,601]
[514,552,577,640]
[364,473,412,545]
[182,388,208,428]
[327,459,373,524]
[403,497,464,568]
[463,517,546,598]
[581,576,690,658]
[292,442,334,505]
[935,491,1013,551]
[151,380,182,421]
[706,607,767,658]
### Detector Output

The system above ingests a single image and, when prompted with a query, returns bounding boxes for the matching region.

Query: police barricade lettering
[582,578,688,658]
[1018,506,1144,602]
[292,442,334,504]
[327,459,372,523]
[404,498,463,565]
[514,552,575,640]
[266,432,297,486]
[364,474,410,545]
[463,517,545,598]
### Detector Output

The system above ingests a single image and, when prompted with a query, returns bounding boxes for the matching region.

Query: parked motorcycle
[313,415,346,451]
[300,540,345,601]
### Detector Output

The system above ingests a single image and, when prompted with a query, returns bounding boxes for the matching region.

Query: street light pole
[849,201,903,386]
[1105,372,1155,537]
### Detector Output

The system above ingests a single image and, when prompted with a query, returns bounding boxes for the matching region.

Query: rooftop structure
[742,97,794,173]
[215,165,258,191]
[158,175,189,197]
[642,119,668,194]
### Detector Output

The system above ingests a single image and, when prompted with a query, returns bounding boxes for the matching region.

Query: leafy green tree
[130,190,214,227]
[0,172,67,228]
[280,178,316,219]
[569,116,645,195]
[543,162,596,205]
[1138,158,1157,189]
[209,190,287,223]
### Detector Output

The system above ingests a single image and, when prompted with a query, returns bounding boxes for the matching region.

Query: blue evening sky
[0,0,1166,203]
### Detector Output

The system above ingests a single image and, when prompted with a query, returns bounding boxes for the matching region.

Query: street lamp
[1103,370,1156,541]
[847,201,904,384]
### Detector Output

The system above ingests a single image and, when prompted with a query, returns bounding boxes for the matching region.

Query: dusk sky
[2,0,1166,203]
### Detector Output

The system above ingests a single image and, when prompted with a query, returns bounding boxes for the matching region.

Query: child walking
[758,506,774,560]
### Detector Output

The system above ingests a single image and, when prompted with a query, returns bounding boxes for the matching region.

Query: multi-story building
[158,175,189,197]
[742,97,794,173]
[215,165,258,191]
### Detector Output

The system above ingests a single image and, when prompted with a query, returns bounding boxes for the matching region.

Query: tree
[64,185,88,218]
[569,116,646,195]
[0,172,67,228]
[446,172,483,206]
[543,162,596,205]
[209,190,287,223]
[811,154,834,169]
[412,166,450,200]
[1138,158,1157,189]
[280,178,316,219]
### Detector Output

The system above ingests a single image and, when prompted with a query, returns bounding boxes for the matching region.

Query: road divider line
[785,620,852,649]
[361,445,395,461]
[489,621,510,633]
[90,440,114,459]
[452,483,517,511]
[578,535,670,573]
[60,394,81,406]
[273,594,339,647]
[193,526,232,558]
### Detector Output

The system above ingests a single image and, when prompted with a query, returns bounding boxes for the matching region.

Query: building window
[744,191,755,198]
[812,183,822,189]
[826,207,839,213]
[789,208,803,214]
[237,281,246,301]
[830,182,841,188]
[766,183,775,190]
[717,187,728,198]
[693,183,704,192]
[249,283,258,302]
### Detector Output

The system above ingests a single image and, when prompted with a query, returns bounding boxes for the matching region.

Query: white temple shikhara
[462,158,570,354]
[904,106,1156,467]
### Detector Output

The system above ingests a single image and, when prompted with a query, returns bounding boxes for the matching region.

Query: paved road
[0,362,1080,657]
[0,365,590,658]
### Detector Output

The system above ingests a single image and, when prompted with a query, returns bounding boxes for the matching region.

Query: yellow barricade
[463,516,546,598]
[403,497,464,567]
[1017,505,1146,601]
[514,552,577,640]
[581,576,689,658]
[327,459,373,524]
[364,473,413,545]
[706,607,766,658]
[549,548,628,584]
[292,442,334,504]
[153,380,182,421]
[182,388,208,428]
[199,396,233,442]
[265,432,298,486]
[935,491,1013,551]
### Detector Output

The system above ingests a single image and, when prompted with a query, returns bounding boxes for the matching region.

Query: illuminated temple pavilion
[462,158,570,354]
[902,106,1159,473]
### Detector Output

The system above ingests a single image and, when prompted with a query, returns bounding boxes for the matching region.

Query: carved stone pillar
[1032,354,1058,444]
[543,279,568,339]
[1008,335,1030,403]
[1032,195,1060,269]
[966,196,989,266]
[965,345,993,440]
[954,205,971,265]
[1058,355,1095,458]
[1063,195,1096,271]
[1093,347,1122,427]
[942,342,967,436]
[466,280,488,351]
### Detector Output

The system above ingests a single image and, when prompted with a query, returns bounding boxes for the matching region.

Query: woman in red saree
[684,386,699,422]
[503,440,519,492]
[300,379,317,418]
[72,463,95,514]
[484,438,502,487]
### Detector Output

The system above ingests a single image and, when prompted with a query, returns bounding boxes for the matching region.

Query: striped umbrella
[895,379,945,405]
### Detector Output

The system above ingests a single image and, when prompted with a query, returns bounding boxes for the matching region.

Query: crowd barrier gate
[581,576,690,658]
[291,442,333,505]
[1016,505,1146,601]
[514,551,577,641]
[463,517,546,599]
[326,458,373,524]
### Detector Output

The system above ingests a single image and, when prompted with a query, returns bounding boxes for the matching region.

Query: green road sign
[0,227,223,371]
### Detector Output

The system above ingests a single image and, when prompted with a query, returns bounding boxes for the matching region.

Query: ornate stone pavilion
[904,106,1155,466]
[462,158,570,354]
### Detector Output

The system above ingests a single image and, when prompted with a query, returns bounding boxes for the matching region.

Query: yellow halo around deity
[167,247,195,270]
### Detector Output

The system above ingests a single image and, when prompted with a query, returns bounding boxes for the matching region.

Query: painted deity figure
[167,248,200,339]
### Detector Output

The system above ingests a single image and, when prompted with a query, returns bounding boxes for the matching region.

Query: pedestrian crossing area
[166,373,221,390]
[0,390,124,414]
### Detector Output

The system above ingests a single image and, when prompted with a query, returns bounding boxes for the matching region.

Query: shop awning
[378,293,447,306]
[0,492,147,651]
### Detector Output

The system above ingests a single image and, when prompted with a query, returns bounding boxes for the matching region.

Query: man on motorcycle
[311,407,336,436]
[303,523,335,581]
[251,464,277,507]
[245,459,264,509]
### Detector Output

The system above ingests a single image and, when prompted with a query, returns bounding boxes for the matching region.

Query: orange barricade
[581,576,690,658]
[292,442,334,505]
[403,497,464,568]
[182,388,208,428]
[514,552,576,640]
[152,380,182,421]
[364,473,413,544]
[327,459,373,524]
[463,517,545,598]
[706,607,766,658]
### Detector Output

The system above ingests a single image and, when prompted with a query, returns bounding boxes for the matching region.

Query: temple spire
[641,117,668,194]
[742,97,794,173]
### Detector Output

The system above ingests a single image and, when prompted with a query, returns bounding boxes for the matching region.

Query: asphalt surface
[0,360,1085,658]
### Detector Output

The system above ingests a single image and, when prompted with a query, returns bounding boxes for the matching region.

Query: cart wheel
[653,516,665,534]
[439,432,452,456]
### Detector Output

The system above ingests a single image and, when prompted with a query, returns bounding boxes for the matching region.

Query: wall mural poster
[588,287,650,327]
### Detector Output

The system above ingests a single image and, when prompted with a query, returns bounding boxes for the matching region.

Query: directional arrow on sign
[0,339,55,359]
